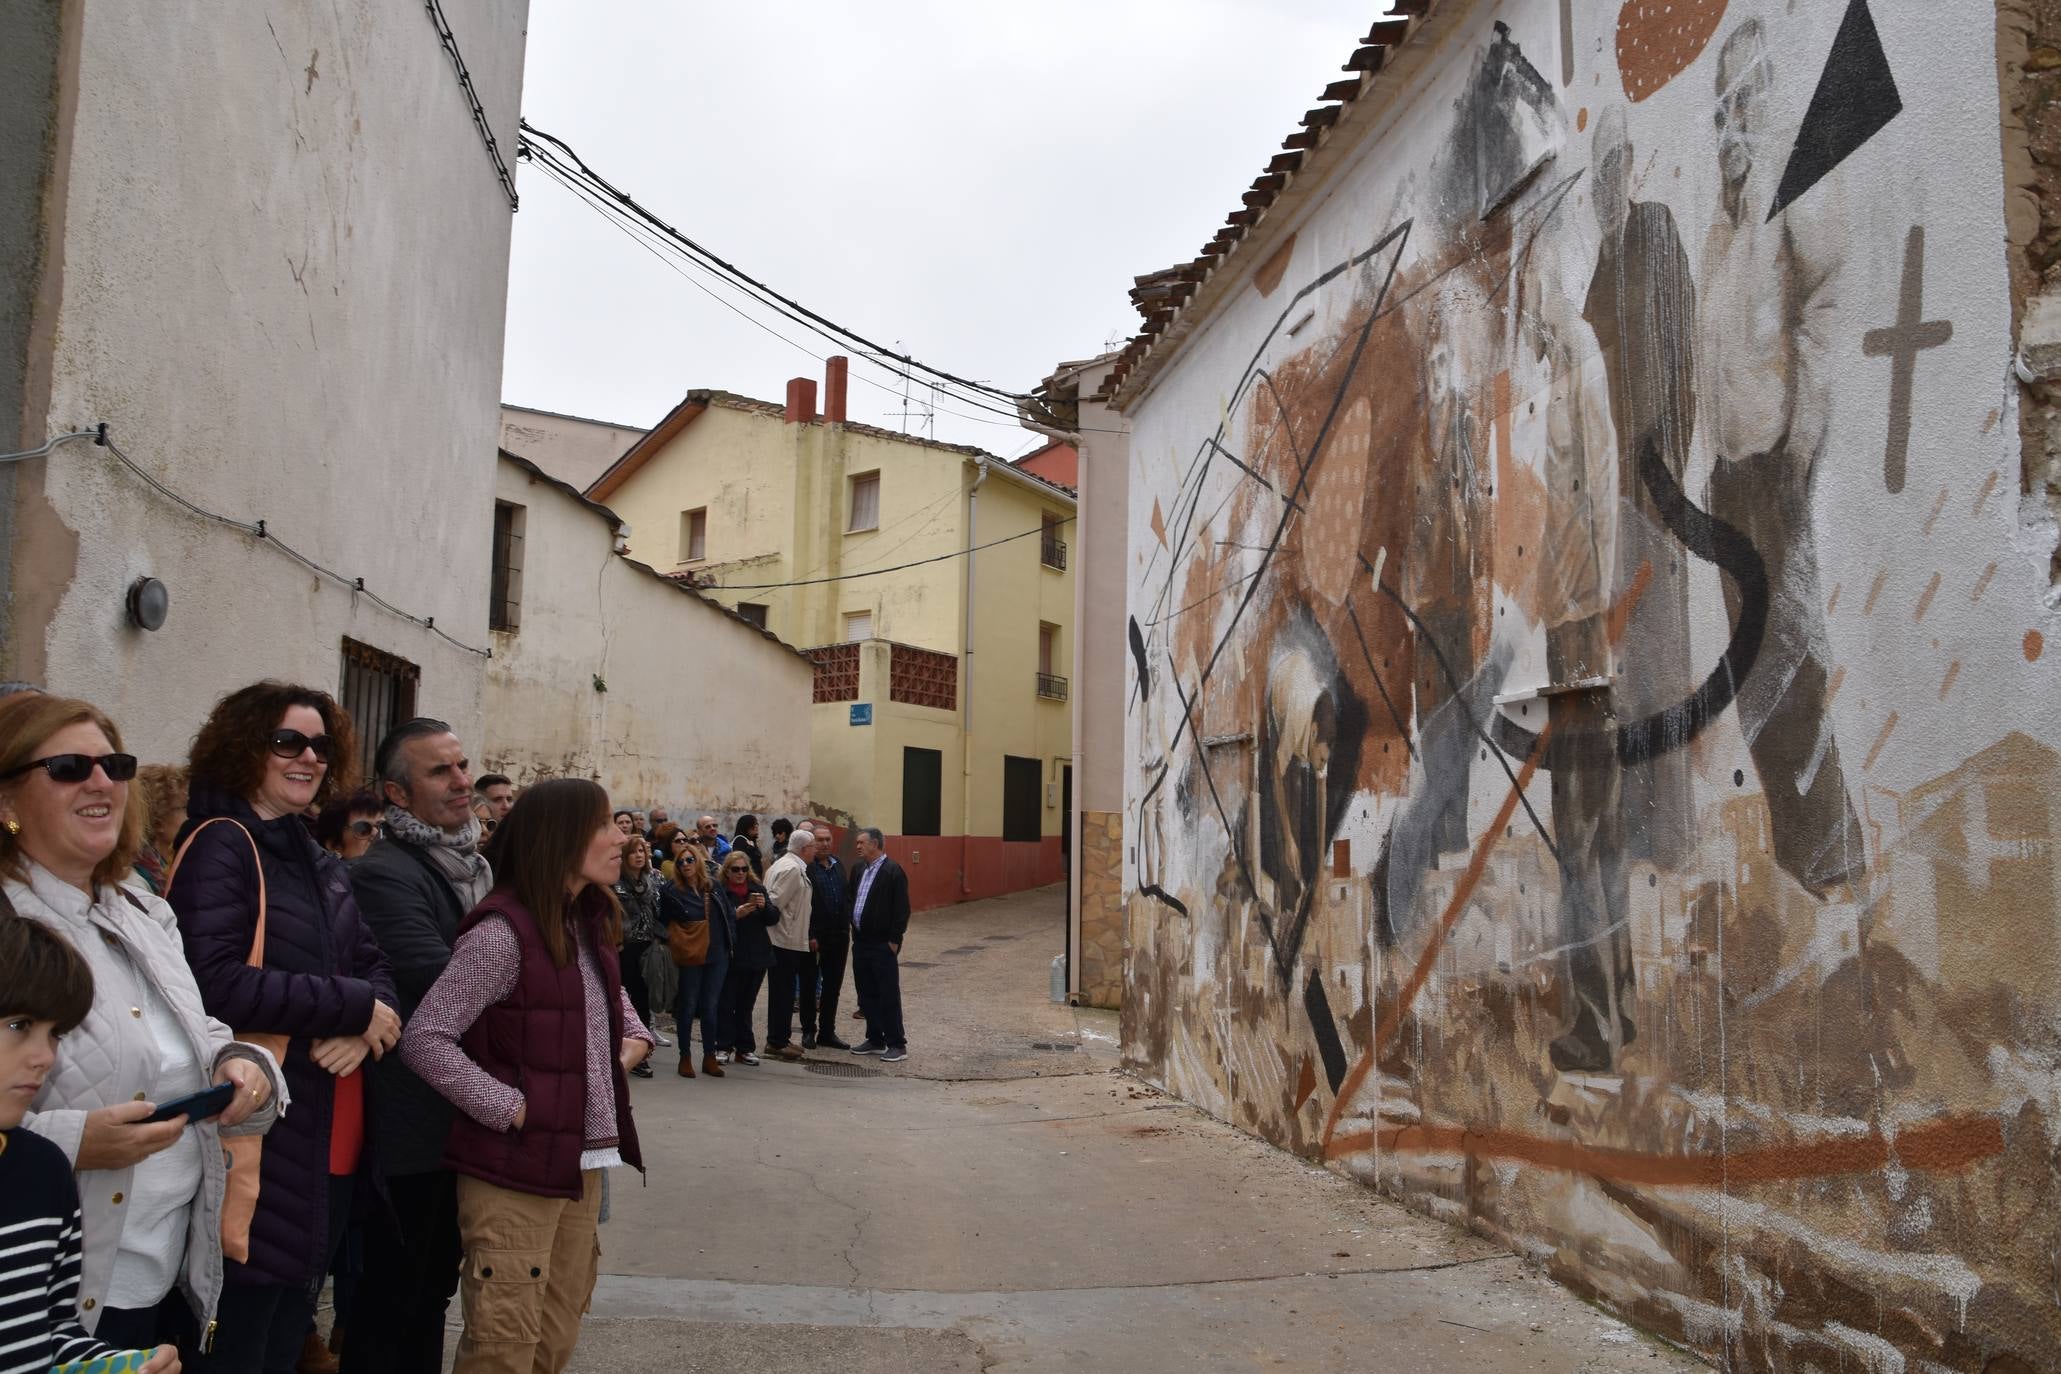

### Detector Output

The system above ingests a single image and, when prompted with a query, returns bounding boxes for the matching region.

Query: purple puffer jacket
[168,785,397,1287]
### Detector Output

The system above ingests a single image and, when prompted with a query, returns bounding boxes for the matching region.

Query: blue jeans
[674,947,730,1057]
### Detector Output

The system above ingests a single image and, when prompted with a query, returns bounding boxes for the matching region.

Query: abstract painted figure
[1581,105,1699,875]
[1524,246,1637,1074]
[1698,20,1865,896]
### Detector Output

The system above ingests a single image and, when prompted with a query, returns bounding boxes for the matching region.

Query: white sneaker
[654,1034,673,1048]
[715,1050,733,1063]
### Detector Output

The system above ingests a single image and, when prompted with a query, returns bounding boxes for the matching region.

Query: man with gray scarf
[340,718,490,1374]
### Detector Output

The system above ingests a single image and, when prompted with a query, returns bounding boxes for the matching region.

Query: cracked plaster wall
[8,0,527,756]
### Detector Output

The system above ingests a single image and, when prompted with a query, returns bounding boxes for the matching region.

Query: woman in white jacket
[1,693,285,1355]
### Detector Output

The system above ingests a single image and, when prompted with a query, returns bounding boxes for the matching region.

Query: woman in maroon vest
[398,779,653,1374]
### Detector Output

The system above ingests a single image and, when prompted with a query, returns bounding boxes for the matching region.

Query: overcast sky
[500,2,1379,456]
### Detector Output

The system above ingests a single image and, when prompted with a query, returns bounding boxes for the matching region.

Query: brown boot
[701,1054,725,1077]
[297,1326,339,1374]
[677,1053,696,1078]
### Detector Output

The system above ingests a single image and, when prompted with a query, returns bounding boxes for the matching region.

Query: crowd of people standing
[0,680,911,1374]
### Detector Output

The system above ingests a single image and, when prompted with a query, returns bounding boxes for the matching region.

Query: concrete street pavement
[565,885,1701,1370]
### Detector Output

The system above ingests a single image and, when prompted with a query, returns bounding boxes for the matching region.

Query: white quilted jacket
[11,860,288,1336]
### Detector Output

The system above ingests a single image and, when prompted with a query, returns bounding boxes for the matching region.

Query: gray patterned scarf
[384,804,493,910]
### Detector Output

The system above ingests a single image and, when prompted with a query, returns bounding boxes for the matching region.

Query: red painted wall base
[884,834,1064,912]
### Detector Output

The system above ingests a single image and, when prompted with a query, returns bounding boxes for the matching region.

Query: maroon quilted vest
[441,888,643,1199]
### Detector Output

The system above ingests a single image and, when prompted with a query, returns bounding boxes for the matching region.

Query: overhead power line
[516,121,1037,409]
[424,0,519,211]
[0,427,492,657]
[523,152,1051,434]
[698,515,1075,591]
[519,138,1131,438]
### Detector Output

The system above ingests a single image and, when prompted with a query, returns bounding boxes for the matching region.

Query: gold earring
[3,820,19,836]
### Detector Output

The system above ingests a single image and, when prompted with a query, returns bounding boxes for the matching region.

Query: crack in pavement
[599,1249,1516,1303]
[752,1154,870,1290]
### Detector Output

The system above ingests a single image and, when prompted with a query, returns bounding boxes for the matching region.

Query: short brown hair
[187,681,359,808]
[484,778,621,968]
[0,914,95,1033]
[650,821,684,854]
[0,694,145,888]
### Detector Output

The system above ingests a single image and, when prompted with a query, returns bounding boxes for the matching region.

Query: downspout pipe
[961,457,988,897]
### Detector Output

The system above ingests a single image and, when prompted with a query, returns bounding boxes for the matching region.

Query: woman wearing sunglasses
[167,683,399,1374]
[314,790,384,863]
[0,693,283,1358]
[713,851,776,1067]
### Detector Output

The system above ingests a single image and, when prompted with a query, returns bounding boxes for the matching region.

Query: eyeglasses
[269,729,334,762]
[480,818,497,833]
[347,819,383,838]
[3,753,139,784]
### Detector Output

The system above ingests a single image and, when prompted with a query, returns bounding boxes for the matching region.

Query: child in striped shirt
[0,915,176,1374]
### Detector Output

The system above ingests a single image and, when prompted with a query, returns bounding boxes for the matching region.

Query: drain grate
[1029,1042,1079,1052]
[900,960,939,969]
[805,1061,884,1078]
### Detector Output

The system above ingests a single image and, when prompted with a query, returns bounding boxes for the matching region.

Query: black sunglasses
[269,729,335,761]
[4,753,139,784]
[347,819,383,838]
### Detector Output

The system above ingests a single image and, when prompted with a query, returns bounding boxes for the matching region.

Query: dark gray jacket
[350,837,468,1177]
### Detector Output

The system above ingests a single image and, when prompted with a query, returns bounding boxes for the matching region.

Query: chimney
[824,355,850,424]
[784,376,817,424]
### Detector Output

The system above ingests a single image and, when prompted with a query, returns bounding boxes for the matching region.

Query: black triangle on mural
[1766,0,1902,221]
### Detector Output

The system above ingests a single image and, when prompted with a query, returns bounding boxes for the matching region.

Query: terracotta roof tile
[1102,3,1441,406]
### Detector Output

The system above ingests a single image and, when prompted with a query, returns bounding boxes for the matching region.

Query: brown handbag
[165,817,290,1265]
[667,888,710,967]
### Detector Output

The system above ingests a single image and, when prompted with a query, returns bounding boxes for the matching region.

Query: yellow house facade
[590,360,1075,909]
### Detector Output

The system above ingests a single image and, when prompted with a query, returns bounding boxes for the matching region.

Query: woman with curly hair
[166,683,398,1374]
[132,764,189,897]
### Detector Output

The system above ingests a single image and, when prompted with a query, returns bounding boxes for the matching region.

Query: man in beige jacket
[761,827,816,1061]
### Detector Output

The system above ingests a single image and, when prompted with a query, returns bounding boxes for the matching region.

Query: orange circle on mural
[1577,107,1589,132]
[2027,628,2046,661]
[1617,0,1728,103]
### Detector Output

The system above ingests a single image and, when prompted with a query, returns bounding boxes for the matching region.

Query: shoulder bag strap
[165,816,269,968]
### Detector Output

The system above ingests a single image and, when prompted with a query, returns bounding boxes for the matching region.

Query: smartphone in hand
[142,1081,236,1125]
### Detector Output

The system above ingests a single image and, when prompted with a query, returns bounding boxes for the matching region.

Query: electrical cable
[528,157,1053,435]
[425,0,519,211]
[518,122,1037,407]
[701,515,1075,591]
[525,145,1041,428]
[7,426,491,658]
[525,148,1129,438]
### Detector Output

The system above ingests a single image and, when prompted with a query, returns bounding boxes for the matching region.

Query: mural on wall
[1121,4,2060,1369]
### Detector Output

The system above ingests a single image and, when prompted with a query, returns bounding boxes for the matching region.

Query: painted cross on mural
[1863,225,1951,495]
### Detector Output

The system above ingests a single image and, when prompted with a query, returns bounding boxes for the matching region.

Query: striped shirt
[0,1128,116,1373]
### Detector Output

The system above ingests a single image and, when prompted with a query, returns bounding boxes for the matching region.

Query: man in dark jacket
[731,813,765,878]
[846,826,911,1062]
[804,821,852,1051]
[342,718,489,1374]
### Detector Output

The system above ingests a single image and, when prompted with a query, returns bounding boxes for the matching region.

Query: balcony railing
[1036,672,1069,702]
[1040,534,1068,571]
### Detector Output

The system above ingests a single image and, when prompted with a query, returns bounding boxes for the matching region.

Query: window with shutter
[844,610,873,642]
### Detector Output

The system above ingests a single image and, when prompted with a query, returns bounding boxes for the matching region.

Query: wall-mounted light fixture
[126,577,169,632]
